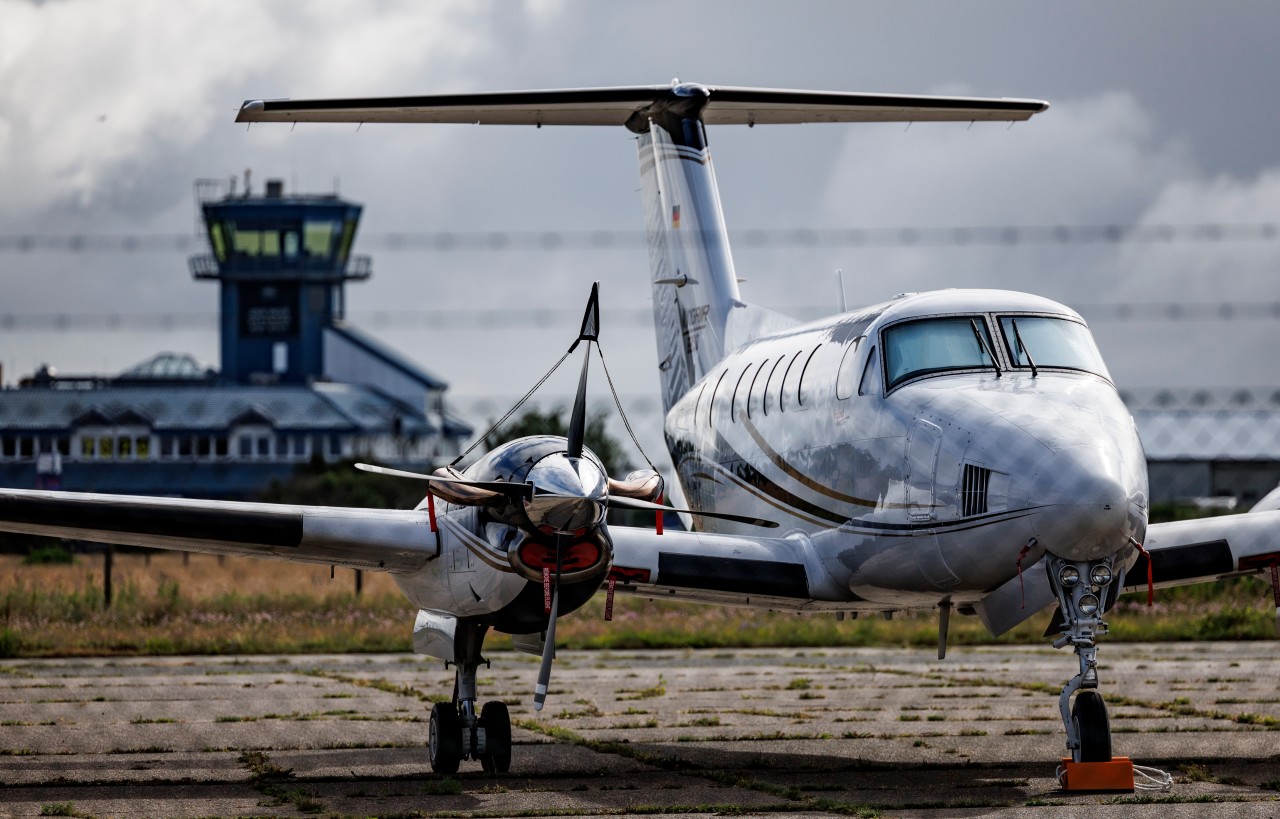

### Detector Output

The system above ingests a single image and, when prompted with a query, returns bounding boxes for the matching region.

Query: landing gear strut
[1047,555,1118,763]
[428,620,512,774]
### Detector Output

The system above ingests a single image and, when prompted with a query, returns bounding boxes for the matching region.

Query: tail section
[236,81,1048,413]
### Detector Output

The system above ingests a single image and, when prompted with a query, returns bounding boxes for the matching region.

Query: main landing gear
[1047,554,1119,763]
[429,620,512,774]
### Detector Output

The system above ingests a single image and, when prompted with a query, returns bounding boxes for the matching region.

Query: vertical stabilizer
[634,86,743,413]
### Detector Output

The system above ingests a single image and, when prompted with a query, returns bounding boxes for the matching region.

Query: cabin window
[747,359,770,419]
[779,351,806,412]
[796,345,822,407]
[998,315,1110,378]
[762,356,786,416]
[708,370,730,427]
[858,347,880,396]
[730,364,753,423]
[693,382,710,428]
[883,317,999,389]
[835,338,862,400]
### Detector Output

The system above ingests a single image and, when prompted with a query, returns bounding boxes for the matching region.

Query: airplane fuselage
[664,288,1149,610]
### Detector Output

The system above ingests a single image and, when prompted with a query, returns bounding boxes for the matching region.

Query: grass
[0,549,1276,658]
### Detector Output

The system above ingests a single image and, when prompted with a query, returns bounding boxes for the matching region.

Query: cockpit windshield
[884,317,998,388]
[999,315,1109,378]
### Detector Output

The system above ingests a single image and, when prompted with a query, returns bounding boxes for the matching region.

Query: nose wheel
[1047,555,1119,763]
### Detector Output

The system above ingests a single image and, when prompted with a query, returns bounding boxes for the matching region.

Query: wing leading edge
[0,488,436,573]
[236,84,1048,127]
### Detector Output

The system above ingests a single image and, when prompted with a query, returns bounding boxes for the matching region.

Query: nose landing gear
[1048,555,1118,763]
[429,621,513,774]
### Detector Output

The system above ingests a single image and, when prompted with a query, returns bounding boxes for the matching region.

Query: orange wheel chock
[1058,757,1135,792]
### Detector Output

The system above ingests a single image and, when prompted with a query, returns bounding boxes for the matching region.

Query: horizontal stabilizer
[237,83,1048,126]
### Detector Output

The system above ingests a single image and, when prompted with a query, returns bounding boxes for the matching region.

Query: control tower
[189,176,370,385]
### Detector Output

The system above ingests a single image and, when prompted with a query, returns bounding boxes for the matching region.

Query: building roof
[326,321,448,390]
[0,384,440,435]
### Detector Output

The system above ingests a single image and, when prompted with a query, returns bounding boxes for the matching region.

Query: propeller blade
[532,587,558,711]
[606,495,780,528]
[565,283,598,461]
[353,463,531,498]
[566,350,590,461]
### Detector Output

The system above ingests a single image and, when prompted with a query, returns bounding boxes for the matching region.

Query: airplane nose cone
[1030,445,1140,561]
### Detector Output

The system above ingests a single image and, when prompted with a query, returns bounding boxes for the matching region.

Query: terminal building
[0,179,471,499]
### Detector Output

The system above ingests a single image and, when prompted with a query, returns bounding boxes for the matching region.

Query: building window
[136,437,151,459]
[117,437,132,459]
[197,437,211,459]
[1,438,14,458]
[178,436,193,458]
[98,437,114,459]
[214,437,229,458]
[80,437,94,459]
[255,436,270,458]
[238,437,253,458]
[56,436,70,456]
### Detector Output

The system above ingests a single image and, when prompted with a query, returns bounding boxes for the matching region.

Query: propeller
[532,283,600,710]
[355,283,777,711]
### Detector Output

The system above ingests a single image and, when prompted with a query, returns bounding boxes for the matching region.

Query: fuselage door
[906,420,942,521]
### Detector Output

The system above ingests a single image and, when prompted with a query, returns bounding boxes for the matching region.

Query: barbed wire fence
[2,222,1278,253]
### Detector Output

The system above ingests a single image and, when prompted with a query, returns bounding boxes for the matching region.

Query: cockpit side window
[858,346,879,396]
[883,317,998,389]
[998,315,1110,379]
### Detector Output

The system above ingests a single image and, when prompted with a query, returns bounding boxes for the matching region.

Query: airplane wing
[1124,508,1280,593]
[605,524,827,611]
[236,84,1048,126]
[0,488,435,573]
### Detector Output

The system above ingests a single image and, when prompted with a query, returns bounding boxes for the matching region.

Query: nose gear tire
[1072,691,1112,763]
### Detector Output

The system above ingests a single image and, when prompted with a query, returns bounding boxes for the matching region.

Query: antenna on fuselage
[836,269,848,313]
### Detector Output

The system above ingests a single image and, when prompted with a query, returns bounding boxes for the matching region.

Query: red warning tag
[605,577,616,621]
[543,567,552,614]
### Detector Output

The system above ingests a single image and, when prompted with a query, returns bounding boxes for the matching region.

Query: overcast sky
[2,0,1278,451]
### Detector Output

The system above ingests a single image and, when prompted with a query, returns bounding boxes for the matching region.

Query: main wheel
[429,702,463,774]
[1072,691,1112,763]
[478,701,512,774]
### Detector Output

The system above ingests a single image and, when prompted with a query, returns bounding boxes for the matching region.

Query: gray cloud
[1,0,1277,423]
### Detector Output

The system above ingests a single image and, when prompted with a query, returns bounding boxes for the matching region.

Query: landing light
[1090,565,1113,586]
[1058,565,1081,588]
[1078,593,1100,616]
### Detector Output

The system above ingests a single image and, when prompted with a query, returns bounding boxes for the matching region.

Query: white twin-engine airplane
[4,82,1280,775]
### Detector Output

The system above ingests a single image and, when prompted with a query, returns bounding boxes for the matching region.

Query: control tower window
[229,223,281,257]
[884,317,998,389]
[209,222,228,262]
[304,219,338,259]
